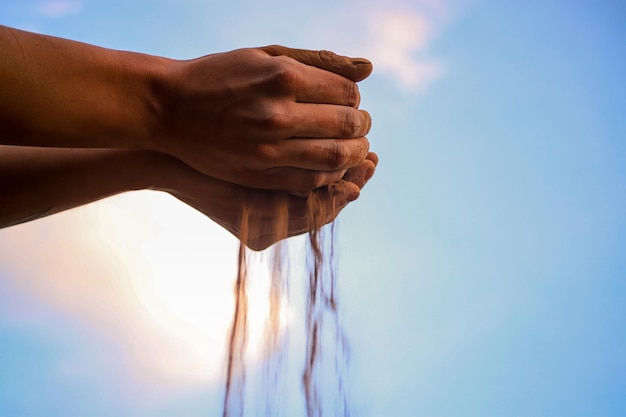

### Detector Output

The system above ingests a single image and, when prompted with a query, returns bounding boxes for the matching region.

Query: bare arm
[0,25,373,192]
[0,146,156,227]
[0,25,163,149]
[0,146,377,249]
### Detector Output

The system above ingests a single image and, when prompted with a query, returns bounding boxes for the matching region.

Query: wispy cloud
[295,0,450,92]
[353,0,450,91]
[364,9,444,91]
[35,0,83,18]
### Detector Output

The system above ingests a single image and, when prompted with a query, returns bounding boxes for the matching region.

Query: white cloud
[365,10,445,91]
[35,0,83,18]
[286,1,449,92]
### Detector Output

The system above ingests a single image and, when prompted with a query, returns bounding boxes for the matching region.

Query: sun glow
[102,192,295,382]
[0,191,294,389]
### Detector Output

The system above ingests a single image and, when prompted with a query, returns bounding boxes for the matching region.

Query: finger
[286,184,353,230]
[245,179,358,250]
[334,181,361,203]
[342,158,376,189]
[366,151,379,167]
[261,45,373,82]
[284,104,371,138]
[277,137,369,171]
[292,62,361,106]
[251,179,355,223]
[350,152,378,183]
[243,197,331,251]
[243,166,348,192]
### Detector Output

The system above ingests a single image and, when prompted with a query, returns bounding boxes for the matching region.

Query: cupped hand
[163,153,378,251]
[153,46,373,193]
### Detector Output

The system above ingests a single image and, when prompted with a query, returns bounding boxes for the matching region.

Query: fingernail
[351,58,371,66]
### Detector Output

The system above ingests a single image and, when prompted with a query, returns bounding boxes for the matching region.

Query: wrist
[0,27,174,150]
[139,56,190,157]
[113,51,174,151]
[135,149,188,193]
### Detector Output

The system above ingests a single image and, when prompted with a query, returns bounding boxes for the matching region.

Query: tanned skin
[0,146,377,250]
[0,26,377,247]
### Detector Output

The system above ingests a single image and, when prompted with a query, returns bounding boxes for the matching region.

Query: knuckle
[340,108,362,138]
[326,141,350,170]
[317,49,335,66]
[344,81,360,107]
[267,58,299,93]
[261,45,283,56]
[254,103,290,132]
[254,143,281,166]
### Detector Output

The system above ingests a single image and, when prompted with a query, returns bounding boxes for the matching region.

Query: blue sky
[1,0,625,416]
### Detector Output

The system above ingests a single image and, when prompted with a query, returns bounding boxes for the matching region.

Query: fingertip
[341,163,368,188]
[346,182,361,202]
[261,44,287,57]
[360,110,372,135]
[366,152,379,167]
[364,161,376,182]
[350,58,373,82]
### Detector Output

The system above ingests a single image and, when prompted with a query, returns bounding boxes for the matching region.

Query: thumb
[261,45,373,82]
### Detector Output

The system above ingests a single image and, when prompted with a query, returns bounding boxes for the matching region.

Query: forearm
[0,145,164,227]
[0,25,168,149]
[0,144,377,249]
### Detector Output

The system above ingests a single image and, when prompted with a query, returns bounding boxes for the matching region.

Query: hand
[153,46,373,192]
[0,144,375,240]
[164,153,378,251]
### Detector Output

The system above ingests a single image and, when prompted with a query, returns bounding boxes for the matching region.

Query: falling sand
[222,197,349,417]
[219,153,377,417]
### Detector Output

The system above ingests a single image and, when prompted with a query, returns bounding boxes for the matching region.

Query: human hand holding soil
[164,152,378,251]
[0,25,379,236]
[0,145,377,249]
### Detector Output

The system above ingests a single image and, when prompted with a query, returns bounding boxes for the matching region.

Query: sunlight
[0,190,294,389]
[96,191,293,382]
